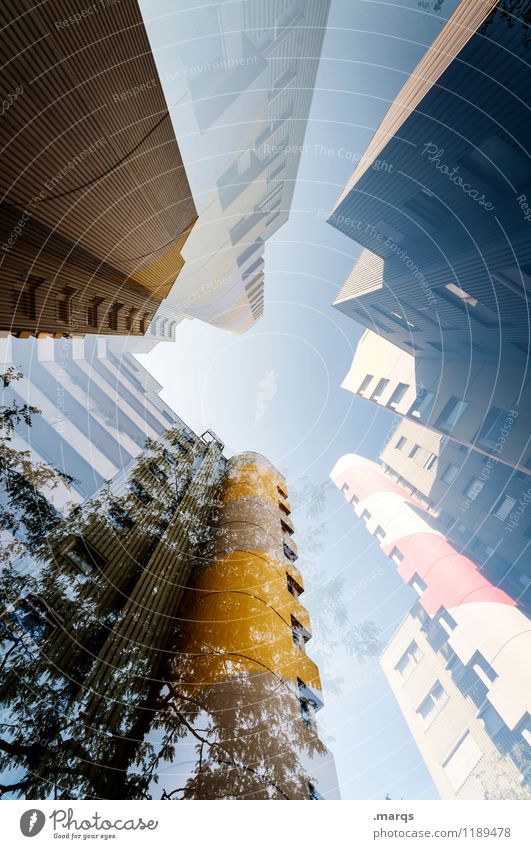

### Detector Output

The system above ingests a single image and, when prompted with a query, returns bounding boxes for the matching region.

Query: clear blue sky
[138,0,460,799]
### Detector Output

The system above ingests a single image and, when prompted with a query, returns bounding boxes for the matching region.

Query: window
[410,573,427,596]
[374,525,386,542]
[286,572,303,599]
[308,782,323,800]
[395,641,423,681]
[437,607,457,635]
[149,463,168,484]
[358,374,373,394]
[409,444,421,459]
[408,389,435,419]
[471,652,497,687]
[277,484,288,499]
[279,500,291,516]
[370,378,389,400]
[360,509,371,524]
[12,275,43,320]
[395,436,406,450]
[298,679,315,728]
[442,731,483,791]
[107,302,124,331]
[476,407,512,449]
[417,681,449,725]
[441,463,459,485]
[129,480,152,505]
[57,287,77,324]
[424,452,437,470]
[281,518,294,536]
[108,504,134,535]
[87,296,105,328]
[390,546,404,566]
[439,284,499,327]
[64,537,106,576]
[283,541,298,562]
[291,616,308,651]
[387,383,408,409]
[437,397,469,431]
[493,494,516,521]
[464,477,484,501]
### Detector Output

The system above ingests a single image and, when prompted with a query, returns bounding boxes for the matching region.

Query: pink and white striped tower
[331,454,531,739]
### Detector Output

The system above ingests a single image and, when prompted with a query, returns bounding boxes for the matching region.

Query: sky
[137,0,462,800]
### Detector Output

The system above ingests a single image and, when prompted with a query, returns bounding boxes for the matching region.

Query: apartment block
[331,452,531,798]
[0,0,196,339]
[342,329,531,478]
[328,0,531,364]
[145,0,331,332]
[0,334,184,506]
[0,435,338,799]
[380,418,531,609]
[381,612,529,800]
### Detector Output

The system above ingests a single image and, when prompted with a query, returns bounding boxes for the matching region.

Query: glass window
[437,397,469,431]
[441,463,459,485]
[360,509,371,524]
[370,378,389,400]
[477,407,512,449]
[408,388,435,419]
[439,284,500,327]
[442,731,483,791]
[409,444,421,459]
[390,546,404,566]
[286,573,303,599]
[387,382,409,409]
[396,436,407,450]
[417,681,449,724]
[129,480,152,505]
[395,641,423,681]
[464,477,484,500]
[424,452,437,470]
[374,525,386,542]
[358,374,373,394]
[493,494,516,520]
[410,573,427,596]
[64,537,106,576]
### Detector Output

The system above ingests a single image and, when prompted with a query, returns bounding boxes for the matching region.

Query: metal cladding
[0,0,196,338]
[331,454,531,734]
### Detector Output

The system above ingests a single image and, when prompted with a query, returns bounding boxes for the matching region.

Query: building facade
[143,0,331,333]
[0,334,185,507]
[381,612,529,800]
[341,329,531,478]
[379,417,531,610]
[330,452,531,799]
[0,0,196,339]
[0,434,338,800]
[327,0,531,365]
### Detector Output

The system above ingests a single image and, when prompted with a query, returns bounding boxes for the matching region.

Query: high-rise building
[381,612,529,800]
[379,417,531,608]
[327,0,531,364]
[340,329,531,478]
[0,1,196,339]
[0,334,184,506]
[330,452,531,799]
[0,432,338,800]
[144,0,331,332]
